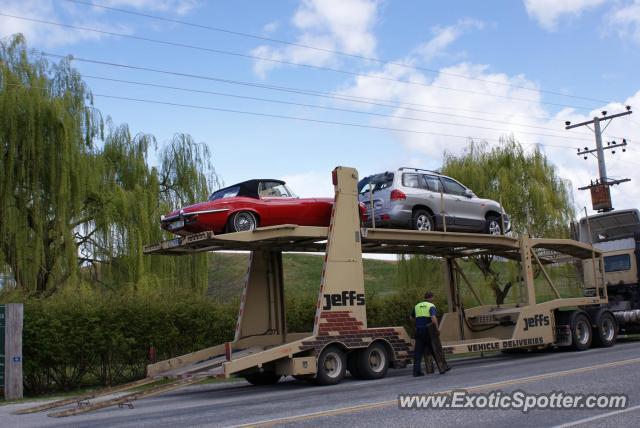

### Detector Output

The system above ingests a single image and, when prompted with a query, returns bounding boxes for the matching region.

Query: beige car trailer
[19,166,614,418]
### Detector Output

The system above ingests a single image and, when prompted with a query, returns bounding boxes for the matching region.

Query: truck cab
[575,209,640,331]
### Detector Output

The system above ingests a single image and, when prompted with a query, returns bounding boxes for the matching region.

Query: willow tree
[441,137,575,304]
[152,134,220,291]
[1,35,219,294]
[0,35,102,294]
[76,120,220,291]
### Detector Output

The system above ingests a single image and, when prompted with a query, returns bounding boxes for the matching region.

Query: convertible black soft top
[208,179,285,200]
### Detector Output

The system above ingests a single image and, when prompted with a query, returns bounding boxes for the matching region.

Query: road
[4,339,640,427]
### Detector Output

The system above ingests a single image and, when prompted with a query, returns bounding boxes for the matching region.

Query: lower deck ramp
[16,340,309,418]
[155,346,264,379]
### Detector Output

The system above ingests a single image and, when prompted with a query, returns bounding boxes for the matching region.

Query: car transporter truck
[18,166,619,418]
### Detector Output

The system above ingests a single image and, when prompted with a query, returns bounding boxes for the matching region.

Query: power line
[89,93,577,150]
[41,53,604,141]
[36,51,609,130]
[0,77,582,150]
[80,75,596,143]
[64,0,612,105]
[0,12,601,110]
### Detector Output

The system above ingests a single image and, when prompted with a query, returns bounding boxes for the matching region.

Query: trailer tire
[244,371,281,386]
[347,351,363,379]
[356,342,390,380]
[592,311,617,348]
[316,345,347,386]
[570,312,593,351]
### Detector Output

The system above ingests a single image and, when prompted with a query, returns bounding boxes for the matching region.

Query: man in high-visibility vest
[410,291,451,376]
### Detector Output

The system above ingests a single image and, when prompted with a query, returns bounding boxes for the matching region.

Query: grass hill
[207,253,399,301]
[206,252,583,307]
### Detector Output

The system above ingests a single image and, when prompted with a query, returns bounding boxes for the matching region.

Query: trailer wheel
[316,345,346,385]
[244,371,281,386]
[570,313,593,351]
[356,342,390,380]
[593,312,617,348]
[347,351,363,379]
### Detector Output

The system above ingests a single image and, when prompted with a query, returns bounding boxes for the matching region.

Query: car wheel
[485,216,502,235]
[230,211,258,232]
[412,210,434,232]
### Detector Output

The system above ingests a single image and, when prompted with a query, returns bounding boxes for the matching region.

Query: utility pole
[565,106,633,212]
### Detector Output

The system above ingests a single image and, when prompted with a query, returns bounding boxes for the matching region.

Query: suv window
[402,173,421,188]
[422,174,443,192]
[359,173,394,194]
[441,177,466,196]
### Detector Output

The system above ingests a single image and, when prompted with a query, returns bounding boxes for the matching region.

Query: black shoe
[413,372,425,377]
[439,366,452,374]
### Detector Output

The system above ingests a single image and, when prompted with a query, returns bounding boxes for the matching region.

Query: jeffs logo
[322,291,365,310]
[523,314,550,331]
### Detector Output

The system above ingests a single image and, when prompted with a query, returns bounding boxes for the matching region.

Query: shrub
[20,291,235,395]
[13,287,448,396]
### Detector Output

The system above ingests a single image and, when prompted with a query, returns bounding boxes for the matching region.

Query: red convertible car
[161,179,354,235]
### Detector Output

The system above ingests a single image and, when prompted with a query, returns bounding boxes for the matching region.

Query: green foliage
[0,35,101,294]
[15,289,236,395]
[396,255,444,292]
[158,133,220,208]
[207,253,400,300]
[442,137,575,237]
[0,35,218,294]
[439,138,576,304]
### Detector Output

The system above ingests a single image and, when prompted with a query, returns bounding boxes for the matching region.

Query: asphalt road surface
[4,339,640,427]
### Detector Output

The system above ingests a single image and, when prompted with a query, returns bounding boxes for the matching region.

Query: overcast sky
[1,0,639,215]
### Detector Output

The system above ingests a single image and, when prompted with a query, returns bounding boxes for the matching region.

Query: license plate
[168,220,184,230]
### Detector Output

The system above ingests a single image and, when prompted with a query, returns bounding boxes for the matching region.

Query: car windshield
[208,185,240,201]
[359,173,394,194]
[259,181,294,198]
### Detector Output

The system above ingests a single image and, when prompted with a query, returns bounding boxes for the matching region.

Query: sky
[1,0,640,216]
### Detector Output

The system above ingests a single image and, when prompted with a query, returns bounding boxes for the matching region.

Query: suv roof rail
[398,166,441,174]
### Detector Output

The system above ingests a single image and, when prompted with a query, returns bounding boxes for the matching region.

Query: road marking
[232,356,640,428]
[554,403,640,427]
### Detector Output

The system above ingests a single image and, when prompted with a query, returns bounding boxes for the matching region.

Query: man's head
[424,291,434,301]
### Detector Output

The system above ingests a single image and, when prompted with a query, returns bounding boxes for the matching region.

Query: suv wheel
[485,216,502,235]
[413,210,434,232]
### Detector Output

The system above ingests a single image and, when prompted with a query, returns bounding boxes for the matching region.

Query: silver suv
[358,167,510,234]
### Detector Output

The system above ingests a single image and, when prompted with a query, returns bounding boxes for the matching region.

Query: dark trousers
[413,324,449,374]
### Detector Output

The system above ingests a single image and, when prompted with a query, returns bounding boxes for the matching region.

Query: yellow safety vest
[415,301,435,318]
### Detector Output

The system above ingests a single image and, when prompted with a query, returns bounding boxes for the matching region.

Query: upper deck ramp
[144,225,600,261]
